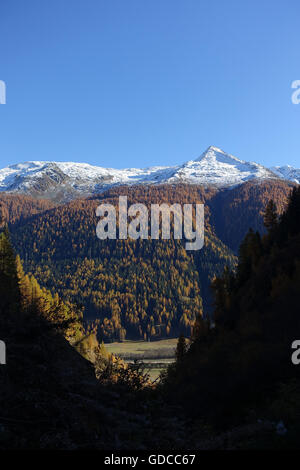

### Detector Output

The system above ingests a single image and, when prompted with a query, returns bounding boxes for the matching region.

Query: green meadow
[104,338,179,381]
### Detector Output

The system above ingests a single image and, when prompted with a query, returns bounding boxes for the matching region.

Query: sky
[0,0,300,169]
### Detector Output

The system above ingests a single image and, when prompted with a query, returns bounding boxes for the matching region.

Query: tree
[0,228,20,316]
[282,187,300,236]
[264,199,278,233]
[175,334,187,362]
[0,202,4,228]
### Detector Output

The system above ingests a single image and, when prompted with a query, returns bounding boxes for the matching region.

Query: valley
[0,179,294,342]
[104,338,178,381]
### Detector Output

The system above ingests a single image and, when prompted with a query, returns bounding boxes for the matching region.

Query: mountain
[0,146,285,202]
[0,146,297,341]
[0,160,176,202]
[168,146,277,186]
[270,165,300,184]
[9,184,236,340]
[3,179,292,341]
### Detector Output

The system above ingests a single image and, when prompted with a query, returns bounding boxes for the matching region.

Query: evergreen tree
[175,334,187,362]
[0,202,4,228]
[281,186,300,236]
[211,264,235,327]
[164,188,300,427]
[263,199,278,232]
[0,228,20,316]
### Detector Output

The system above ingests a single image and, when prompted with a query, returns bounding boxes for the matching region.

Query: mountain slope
[9,184,236,340]
[209,179,295,252]
[163,187,300,439]
[0,193,55,224]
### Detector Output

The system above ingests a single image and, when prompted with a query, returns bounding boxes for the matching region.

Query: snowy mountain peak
[0,146,296,202]
[169,146,276,186]
[195,146,244,165]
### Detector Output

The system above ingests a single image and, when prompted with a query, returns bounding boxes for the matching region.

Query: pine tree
[0,202,4,228]
[263,199,278,233]
[282,187,300,236]
[175,334,187,362]
[0,228,20,316]
[192,313,210,341]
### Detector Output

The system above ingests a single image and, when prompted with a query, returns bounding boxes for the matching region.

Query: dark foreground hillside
[163,187,300,448]
[0,228,198,449]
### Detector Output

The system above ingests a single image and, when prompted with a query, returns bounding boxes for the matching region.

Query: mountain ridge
[0,146,298,202]
[270,165,300,184]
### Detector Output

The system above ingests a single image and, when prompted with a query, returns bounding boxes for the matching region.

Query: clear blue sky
[0,0,299,169]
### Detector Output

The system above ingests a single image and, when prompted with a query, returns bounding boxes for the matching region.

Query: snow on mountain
[0,159,177,201]
[0,146,293,201]
[0,161,175,190]
[167,146,276,185]
[270,165,300,184]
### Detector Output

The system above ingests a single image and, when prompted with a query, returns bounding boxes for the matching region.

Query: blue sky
[0,0,299,169]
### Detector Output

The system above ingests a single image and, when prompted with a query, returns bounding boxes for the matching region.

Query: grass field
[104,338,179,382]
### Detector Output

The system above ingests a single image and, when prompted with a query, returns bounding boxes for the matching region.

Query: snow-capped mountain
[270,165,300,184]
[0,146,295,202]
[0,160,177,201]
[167,146,276,185]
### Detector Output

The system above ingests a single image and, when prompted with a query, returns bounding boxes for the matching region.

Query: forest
[1,180,292,342]
[163,186,300,446]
